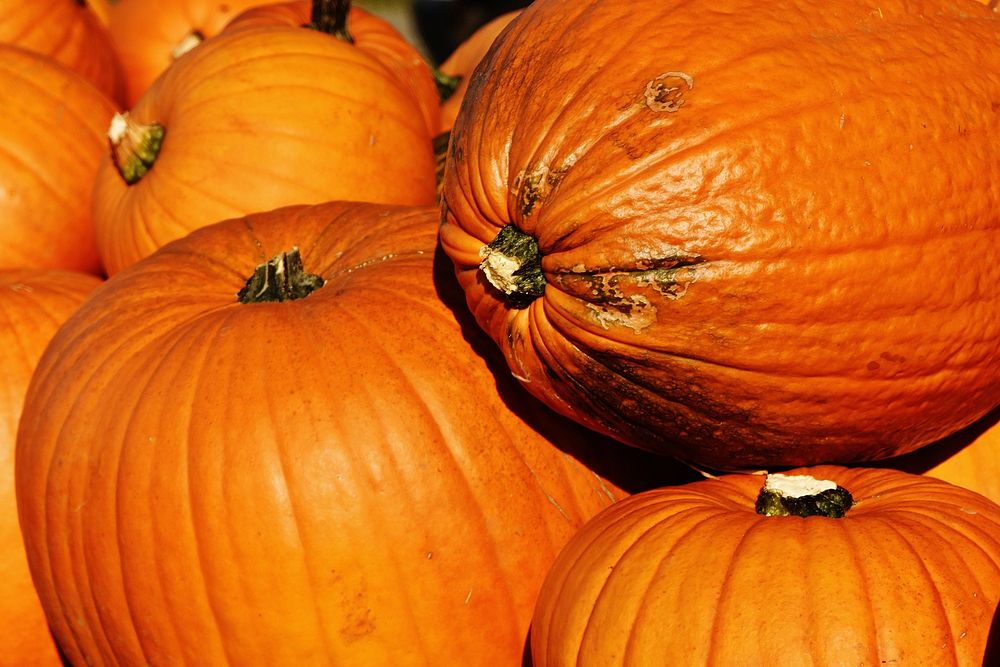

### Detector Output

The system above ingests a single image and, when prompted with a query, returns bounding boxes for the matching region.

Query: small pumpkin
[0,0,124,102]
[531,466,1000,665]
[0,269,102,666]
[16,201,691,665]
[92,0,440,276]
[439,0,1000,470]
[436,9,521,134]
[106,0,279,106]
[0,44,118,274]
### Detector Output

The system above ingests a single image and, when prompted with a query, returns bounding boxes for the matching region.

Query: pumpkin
[91,0,440,276]
[106,0,279,106]
[226,0,441,140]
[0,0,123,103]
[16,201,692,665]
[0,269,102,666]
[879,406,1000,505]
[438,0,1000,470]
[0,45,118,275]
[436,9,521,134]
[531,466,1000,665]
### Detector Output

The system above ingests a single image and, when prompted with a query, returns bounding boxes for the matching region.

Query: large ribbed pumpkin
[0,269,102,666]
[0,45,117,275]
[531,466,1000,665]
[438,0,1000,470]
[92,2,439,276]
[0,0,123,102]
[15,201,690,665]
[106,0,278,106]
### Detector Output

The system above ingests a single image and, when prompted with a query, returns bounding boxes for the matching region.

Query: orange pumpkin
[107,0,278,106]
[439,0,1000,470]
[0,269,102,666]
[16,201,691,665]
[880,406,1000,505]
[437,9,521,134]
[0,0,123,102]
[92,2,439,276]
[0,45,118,275]
[531,466,1000,665]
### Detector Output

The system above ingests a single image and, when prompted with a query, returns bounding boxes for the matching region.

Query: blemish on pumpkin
[867,361,880,371]
[643,71,693,113]
[515,164,568,217]
[587,294,656,333]
[880,351,906,363]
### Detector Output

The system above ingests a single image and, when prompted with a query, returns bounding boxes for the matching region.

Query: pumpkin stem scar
[479,225,546,308]
[237,247,326,303]
[108,112,165,185]
[309,0,354,43]
[644,71,694,113]
[755,473,854,518]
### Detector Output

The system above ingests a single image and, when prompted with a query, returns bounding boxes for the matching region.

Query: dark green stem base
[238,247,325,303]
[310,0,353,42]
[479,224,546,309]
[755,477,854,519]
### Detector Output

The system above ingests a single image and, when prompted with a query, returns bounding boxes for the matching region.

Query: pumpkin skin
[107,0,279,106]
[0,45,118,275]
[92,19,439,277]
[439,0,1000,470]
[16,201,691,665]
[0,0,123,102]
[437,9,521,134]
[531,465,1000,666]
[226,1,442,140]
[0,269,102,666]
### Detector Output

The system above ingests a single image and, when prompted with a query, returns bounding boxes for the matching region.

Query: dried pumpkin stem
[479,225,546,309]
[310,0,353,43]
[755,473,854,518]
[237,247,325,303]
[108,112,165,185]
[433,68,462,102]
[170,30,204,60]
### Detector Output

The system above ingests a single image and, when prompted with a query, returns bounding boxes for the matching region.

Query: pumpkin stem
[171,30,204,60]
[108,112,165,185]
[755,473,854,518]
[479,225,546,309]
[237,247,325,303]
[309,0,353,43]
[433,68,462,102]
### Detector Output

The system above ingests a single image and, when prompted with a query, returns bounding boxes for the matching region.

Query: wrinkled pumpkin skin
[0,269,102,667]
[531,465,1000,666]
[0,45,117,275]
[439,0,1000,470]
[16,202,691,666]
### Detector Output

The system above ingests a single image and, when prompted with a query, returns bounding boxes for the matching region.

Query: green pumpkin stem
[309,0,353,43]
[237,247,325,304]
[755,473,854,518]
[433,68,462,102]
[108,112,165,185]
[479,225,546,309]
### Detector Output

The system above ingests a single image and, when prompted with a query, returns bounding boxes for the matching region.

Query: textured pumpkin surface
[881,406,1000,505]
[437,9,521,134]
[0,269,102,666]
[531,465,1000,666]
[0,0,123,102]
[16,201,691,665]
[439,0,1000,470]
[227,1,441,139]
[0,45,118,275]
[92,22,439,276]
[107,0,278,106]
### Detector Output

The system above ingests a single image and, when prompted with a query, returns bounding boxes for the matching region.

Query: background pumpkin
[106,0,279,106]
[439,0,1000,470]
[0,0,123,103]
[0,269,102,666]
[531,466,1000,666]
[16,201,693,665]
[92,3,439,276]
[0,44,117,275]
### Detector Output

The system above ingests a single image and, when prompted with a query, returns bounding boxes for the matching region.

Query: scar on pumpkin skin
[515,164,570,217]
[644,71,694,113]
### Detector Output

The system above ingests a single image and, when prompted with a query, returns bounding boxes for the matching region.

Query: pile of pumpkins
[2,0,999,664]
